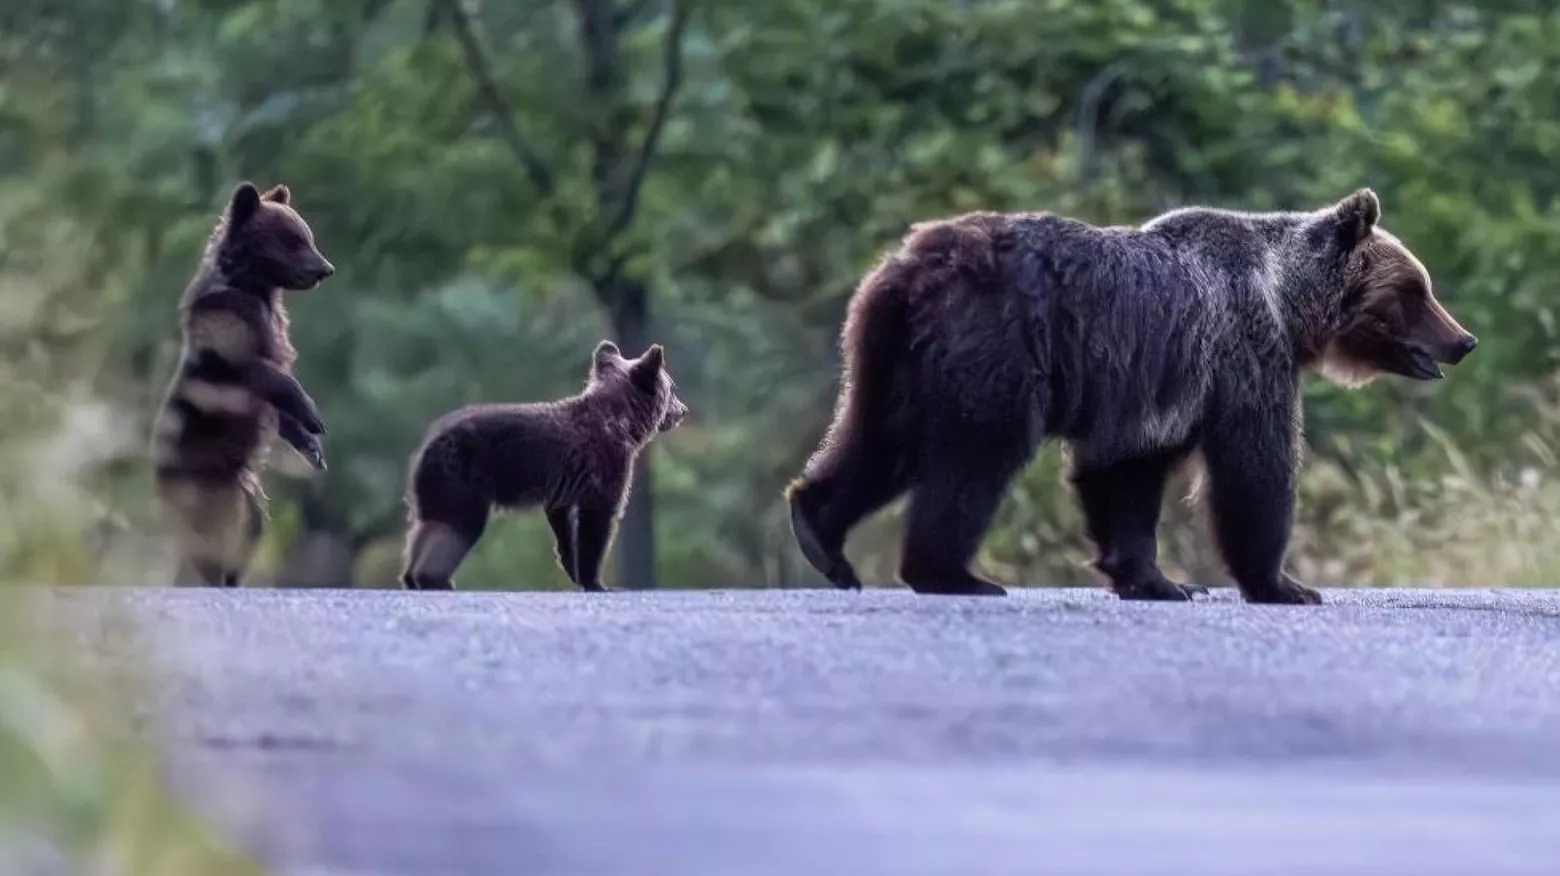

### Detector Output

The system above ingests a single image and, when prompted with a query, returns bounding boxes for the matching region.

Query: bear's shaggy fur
[151,181,336,587]
[787,189,1476,604]
[399,341,689,592]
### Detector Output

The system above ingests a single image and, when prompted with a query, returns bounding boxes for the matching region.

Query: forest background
[9,3,1560,866]
[5,0,1560,594]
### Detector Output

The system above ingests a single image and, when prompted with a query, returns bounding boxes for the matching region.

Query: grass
[0,386,267,876]
[841,413,1560,592]
[1286,456,1560,588]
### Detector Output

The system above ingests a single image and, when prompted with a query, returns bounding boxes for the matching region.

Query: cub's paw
[302,409,327,436]
[829,565,864,591]
[298,436,328,471]
[293,392,327,435]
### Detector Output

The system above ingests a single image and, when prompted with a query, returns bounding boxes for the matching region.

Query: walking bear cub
[400,341,689,591]
[787,189,1476,604]
[151,181,335,587]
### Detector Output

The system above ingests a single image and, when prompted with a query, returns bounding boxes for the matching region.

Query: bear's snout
[1438,332,1477,366]
[1410,293,1476,368]
[660,397,689,431]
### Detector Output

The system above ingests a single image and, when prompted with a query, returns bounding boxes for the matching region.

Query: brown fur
[1316,229,1476,388]
[398,341,689,592]
[151,181,336,587]
[786,189,1476,603]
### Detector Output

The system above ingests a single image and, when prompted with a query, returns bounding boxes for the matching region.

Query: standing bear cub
[151,181,335,587]
[400,341,689,592]
[787,189,1476,604]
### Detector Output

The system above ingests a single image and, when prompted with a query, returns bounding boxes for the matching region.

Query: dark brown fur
[399,341,689,592]
[1314,229,1476,387]
[151,181,336,587]
[787,189,1475,603]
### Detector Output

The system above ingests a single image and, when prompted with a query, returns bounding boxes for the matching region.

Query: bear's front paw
[300,437,327,471]
[301,406,327,436]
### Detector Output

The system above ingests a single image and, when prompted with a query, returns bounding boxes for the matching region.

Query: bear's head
[1312,188,1477,389]
[215,181,335,294]
[589,340,690,436]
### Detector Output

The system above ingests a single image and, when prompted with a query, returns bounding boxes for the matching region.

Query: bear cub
[151,181,335,587]
[399,340,689,591]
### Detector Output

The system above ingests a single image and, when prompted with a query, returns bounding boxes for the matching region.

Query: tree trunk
[605,277,658,590]
[277,527,357,589]
[275,495,358,589]
[618,451,657,590]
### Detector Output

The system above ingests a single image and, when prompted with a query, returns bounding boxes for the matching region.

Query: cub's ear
[263,183,291,205]
[228,182,261,226]
[593,340,622,371]
[629,344,665,391]
[1333,187,1380,248]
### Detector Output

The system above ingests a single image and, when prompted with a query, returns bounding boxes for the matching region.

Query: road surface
[54,586,1560,875]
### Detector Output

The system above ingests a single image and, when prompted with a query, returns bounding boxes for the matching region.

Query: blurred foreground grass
[0,382,264,876]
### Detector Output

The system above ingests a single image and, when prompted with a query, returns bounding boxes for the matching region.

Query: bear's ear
[629,344,665,391]
[228,182,261,226]
[1333,188,1380,247]
[262,184,291,205]
[593,340,622,371]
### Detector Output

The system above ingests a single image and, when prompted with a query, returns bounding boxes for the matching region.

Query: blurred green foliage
[0,360,262,871]
[5,0,1560,591]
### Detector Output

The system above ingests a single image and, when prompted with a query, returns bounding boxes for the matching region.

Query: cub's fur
[151,181,336,587]
[787,189,1475,604]
[400,341,689,592]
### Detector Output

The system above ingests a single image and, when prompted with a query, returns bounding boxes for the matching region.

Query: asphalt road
[54,586,1560,875]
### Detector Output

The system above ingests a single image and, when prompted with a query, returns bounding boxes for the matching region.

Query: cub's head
[1312,189,1477,389]
[589,340,690,435]
[216,181,336,293]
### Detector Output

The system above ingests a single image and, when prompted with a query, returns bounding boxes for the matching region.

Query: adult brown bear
[786,190,1476,604]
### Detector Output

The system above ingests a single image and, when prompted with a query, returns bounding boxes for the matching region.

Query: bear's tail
[788,213,1002,498]
[787,254,911,498]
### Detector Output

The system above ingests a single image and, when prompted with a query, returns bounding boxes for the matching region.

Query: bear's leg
[545,505,579,586]
[180,556,227,588]
[1202,409,1321,605]
[241,360,326,436]
[572,505,619,593]
[897,408,1038,597]
[789,449,909,591]
[897,463,1021,597]
[1071,444,1205,601]
[175,541,238,587]
[168,480,252,587]
[399,518,482,591]
[220,487,267,588]
[167,526,221,587]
